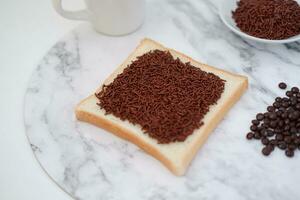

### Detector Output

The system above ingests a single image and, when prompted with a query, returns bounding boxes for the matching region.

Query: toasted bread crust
[76,38,248,176]
[182,77,247,172]
[142,38,247,80]
[75,101,181,175]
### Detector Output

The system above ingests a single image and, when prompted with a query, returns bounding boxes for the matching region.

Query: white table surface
[0,0,82,199]
[2,0,300,200]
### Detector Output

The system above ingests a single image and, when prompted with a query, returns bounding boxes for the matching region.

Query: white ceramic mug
[52,0,145,36]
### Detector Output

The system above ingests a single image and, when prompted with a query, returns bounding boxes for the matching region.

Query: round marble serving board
[24,1,300,200]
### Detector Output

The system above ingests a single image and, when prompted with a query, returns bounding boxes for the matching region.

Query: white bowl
[218,0,300,44]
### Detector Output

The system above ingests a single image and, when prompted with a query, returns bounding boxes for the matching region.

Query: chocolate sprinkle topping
[96,50,225,144]
[232,0,300,40]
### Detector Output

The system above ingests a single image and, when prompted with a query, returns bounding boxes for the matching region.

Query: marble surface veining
[24,0,300,199]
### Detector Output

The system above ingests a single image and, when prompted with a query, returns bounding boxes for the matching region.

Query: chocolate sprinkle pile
[232,0,300,40]
[96,50,225,144]
[246,82,300,157]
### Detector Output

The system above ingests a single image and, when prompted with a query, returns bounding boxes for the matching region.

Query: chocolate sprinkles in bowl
[232,0,300,40]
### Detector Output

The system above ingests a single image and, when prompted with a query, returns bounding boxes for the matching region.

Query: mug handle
[52,0,89,20]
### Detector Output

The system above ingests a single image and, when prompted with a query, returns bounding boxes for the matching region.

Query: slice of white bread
[75,38,248,176]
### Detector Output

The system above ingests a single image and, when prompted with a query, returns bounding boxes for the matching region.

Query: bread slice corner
[75,38,248,176]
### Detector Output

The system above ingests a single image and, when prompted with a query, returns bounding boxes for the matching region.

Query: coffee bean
[269,112,277,120]
[284,125,290,132]
[267,106,275,112]
[278,142,287,150]
[296,104,300,110]
[290,122,296,128]
[273,102,281,108]
[291,100,297,106]
[284,136,292,144]
[254,132,261,139]
[267,130,274,137]
[288,144,297,150]
[276,110,282,117]
[284,117,290,123]
[257,126,263,131]
[262,147,272,156]
[291,87,299,93]
[264,118,270,125]
[260,129,267,136]
[291,134,297,140]
[291,111,300,119]
[246,132,254,140]
[283,97,289,102]
[285,149,294,157]
[250,125,258,131]
[283,131,291,136]
[294,111,300,118]
[286,91,293,97]
[288,113,296,120]
[261,138,269,145]
[256,113,264,121]
[270,139,277,146]
[294,138,300,145]
[297,93,300,98]
[290,127,297,134]
[252,119,260,125]
[281,113,288,119]
[262,147,271,156]
[290,96,297,102]
[287,107,294,113]
[275,97,282,102]
[279,82,287,89]
[275,134,284,141]
[264,112,269,118]
[282,102,289,108]
[290,95,298,102]
[270,121,277,128]
[278,121,284,127]
[267,144,275,151]
[274,129,280,134]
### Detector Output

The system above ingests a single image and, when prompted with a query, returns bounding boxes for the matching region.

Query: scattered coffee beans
[246,82,300,157]
[262,146,272,156]
[279,82,287,89]
[246,132,254,139]
[285,149,294,157]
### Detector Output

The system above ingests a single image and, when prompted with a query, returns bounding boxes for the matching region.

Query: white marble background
[24,0,300,199]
